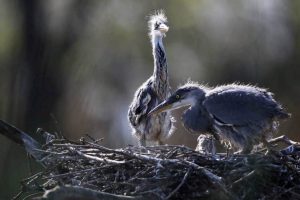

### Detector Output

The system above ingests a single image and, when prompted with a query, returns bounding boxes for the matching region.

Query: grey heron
[128,11,174,146]
[148,82,290,153]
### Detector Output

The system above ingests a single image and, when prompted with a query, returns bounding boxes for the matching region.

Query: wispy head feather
[147,10,167,36]
[178,80,211,92]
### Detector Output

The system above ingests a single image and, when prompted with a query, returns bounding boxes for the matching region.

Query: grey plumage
[149,82,290,153]
[128,11,174,146]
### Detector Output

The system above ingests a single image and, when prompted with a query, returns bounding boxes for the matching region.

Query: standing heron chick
[128,11,174,146]
[149,82,290,153]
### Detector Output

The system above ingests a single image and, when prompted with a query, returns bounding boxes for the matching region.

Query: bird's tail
[0,120,43,161]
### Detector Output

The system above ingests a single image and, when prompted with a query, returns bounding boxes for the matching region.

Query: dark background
[0,0,299,198]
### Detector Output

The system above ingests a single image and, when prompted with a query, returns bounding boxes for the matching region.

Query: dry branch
[12,135,300,200]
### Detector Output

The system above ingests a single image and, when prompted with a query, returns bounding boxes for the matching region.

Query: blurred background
[0,0,299,198]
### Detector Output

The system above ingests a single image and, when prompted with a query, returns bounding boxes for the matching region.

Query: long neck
[152,35,169,98]
[182,104,211,133]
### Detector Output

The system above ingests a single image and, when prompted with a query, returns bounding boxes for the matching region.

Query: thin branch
[165,168,191,199]
[42,185,146,200]
[71,147,126,164]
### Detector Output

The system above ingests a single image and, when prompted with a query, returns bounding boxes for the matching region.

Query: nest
[14,134,300,200]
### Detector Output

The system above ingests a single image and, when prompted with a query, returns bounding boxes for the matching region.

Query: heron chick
[149,82,290,153]
[195,134,216,155]
[128,11,174,146]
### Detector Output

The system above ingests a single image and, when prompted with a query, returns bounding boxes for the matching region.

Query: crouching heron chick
[128,11,174,146]
[195,135,216,155]
[148,82,290,153]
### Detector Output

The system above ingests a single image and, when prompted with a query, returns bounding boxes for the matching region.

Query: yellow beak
[158,24,169,33]
[148,101,172,116]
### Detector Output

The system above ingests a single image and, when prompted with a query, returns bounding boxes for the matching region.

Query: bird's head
[148,10,169,38]
[148,84,206,116]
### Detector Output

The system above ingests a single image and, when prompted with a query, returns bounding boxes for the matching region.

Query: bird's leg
[209,135,216,156]
[157,140,164,146]
[139,133,146,147]
[229,148,239,155]
[138,134,147,153]
[211,132,221,143]
[224,142,233,157]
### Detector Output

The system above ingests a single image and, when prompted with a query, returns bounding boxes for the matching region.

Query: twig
[23,192,44,200]
[232,170,256,186]
[11,191,23,200]
[268,135,300,146]
[85,134,104,143]
[42,185,146,200]
[10,137,300,200]
[43,166,104,180]
[165,168,191,199]
[274,185,300,200]
[71,147,126,164]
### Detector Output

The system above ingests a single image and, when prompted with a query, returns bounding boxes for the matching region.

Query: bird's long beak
[158,24,169,33]
[148,100,173,116]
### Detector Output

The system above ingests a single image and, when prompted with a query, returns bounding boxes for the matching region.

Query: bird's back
[202,84,290,152]
[204,84,289,126]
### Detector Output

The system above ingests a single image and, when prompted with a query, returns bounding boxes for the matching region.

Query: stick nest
[16,135,300,200]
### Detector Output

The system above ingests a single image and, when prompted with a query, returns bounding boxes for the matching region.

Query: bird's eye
[175,95,180,99]
[154,22,160,30]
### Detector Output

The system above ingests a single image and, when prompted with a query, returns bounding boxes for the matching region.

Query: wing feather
[128,79,158,126]
[203,86,280,126]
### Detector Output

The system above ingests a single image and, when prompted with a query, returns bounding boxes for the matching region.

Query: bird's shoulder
[132,78,156,100]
